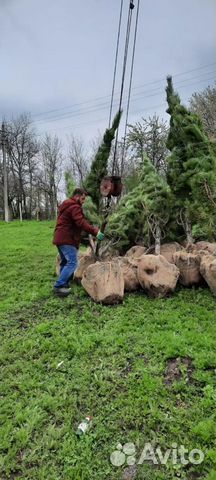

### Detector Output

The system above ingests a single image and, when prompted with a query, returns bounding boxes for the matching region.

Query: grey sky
[0,0,215,145]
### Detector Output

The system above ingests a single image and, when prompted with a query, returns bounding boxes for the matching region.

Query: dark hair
[72,188,87,197]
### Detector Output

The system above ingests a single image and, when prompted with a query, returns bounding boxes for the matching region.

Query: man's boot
[53,287,71,297]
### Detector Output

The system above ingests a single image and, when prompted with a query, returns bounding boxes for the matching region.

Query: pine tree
[64,170,99,225]
[108,156,172,252]
[64,171,76,197]
[140,156,172,253]
[166,76,216,242]
[84,110,122,209]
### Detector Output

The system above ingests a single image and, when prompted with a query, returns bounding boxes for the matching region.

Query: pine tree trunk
[155,223,161,255]
[185,213,193,244]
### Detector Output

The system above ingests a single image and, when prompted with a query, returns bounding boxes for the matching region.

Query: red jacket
[53,197,99,248]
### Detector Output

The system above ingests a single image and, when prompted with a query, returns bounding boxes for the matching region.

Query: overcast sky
[0,0,215,146]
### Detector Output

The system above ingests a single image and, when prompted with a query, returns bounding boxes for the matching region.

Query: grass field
[0,221,215,480]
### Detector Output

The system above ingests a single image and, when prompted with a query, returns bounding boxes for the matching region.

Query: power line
[35,116,108,137]
[131,69,216,98]
[121,0,140,168]
[129,76,215,106]
[33,73,215,128]
[35,75,215,136]
[33,72,215,126]
[112,0,136,171]
[131,62,216,91]
[30,62,216,120]
[108,0,124,128]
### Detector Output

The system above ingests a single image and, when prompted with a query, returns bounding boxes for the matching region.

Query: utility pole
[1,122,10,222]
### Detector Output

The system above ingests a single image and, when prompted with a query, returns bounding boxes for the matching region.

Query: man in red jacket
[53,188,104,297]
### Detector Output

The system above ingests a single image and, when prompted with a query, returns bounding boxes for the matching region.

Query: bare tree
[0,123,10,221]
[39,134,63,219]
[4,114,39,219]
[126,115,169,175]
[189,84,216,140]
[89,131,103,159]
[67,134,89,186]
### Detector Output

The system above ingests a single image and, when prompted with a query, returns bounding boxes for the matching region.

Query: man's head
[72,188,87,205]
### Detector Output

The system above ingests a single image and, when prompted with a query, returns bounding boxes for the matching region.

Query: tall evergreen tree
[64,171,76,198]
[166,76,215,242]
[84,110,122,209]
[140,155,172,253]
[108,156,172,251]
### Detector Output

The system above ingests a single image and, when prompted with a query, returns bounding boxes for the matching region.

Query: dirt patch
[122,465,137,480]
[185,465,203,479]
[8,297,53,325]
[6,295,87,329]
[120,357,133,377]
[188,473,202,479]
[164,357,194,385]
[1,472,22,480]
[203,365,216,373]
[175,398,187,408]
[138,353,149,364]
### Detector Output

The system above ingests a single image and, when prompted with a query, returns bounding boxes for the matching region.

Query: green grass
[0,221,215,480]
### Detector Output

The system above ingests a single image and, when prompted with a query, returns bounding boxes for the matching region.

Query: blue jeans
[54,245,78,288]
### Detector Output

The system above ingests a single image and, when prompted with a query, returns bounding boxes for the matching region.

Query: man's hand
[96,230,105,241]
